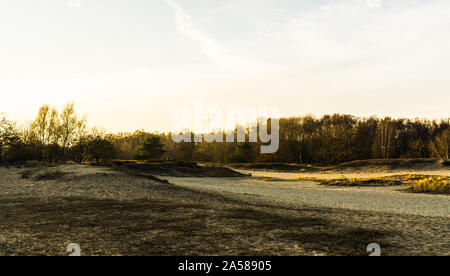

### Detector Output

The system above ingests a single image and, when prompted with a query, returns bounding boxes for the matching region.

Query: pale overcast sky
[0,0,449,132]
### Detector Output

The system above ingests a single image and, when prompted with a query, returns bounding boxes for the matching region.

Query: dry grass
[329,159,445,173]
[405,176,450,194]
[319,176,403,187]
[0,196,398,256]
[229,163,321,172]
[232,159,447,173]
[1,166,448,255]
[111,161,246,177]
[33,168,67,181]
[21,167,67,181]
[312,174,450,195]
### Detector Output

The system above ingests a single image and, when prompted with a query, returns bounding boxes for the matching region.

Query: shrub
[406,177,450,194]
[21,169,36,179]
[23,160,47,168]
[33,168,66,181]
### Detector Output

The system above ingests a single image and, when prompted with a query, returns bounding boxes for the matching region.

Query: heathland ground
[0,160,448,256]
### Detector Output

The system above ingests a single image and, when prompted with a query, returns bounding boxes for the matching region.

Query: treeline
[1,104,449,166]
[0,103,115,165]
[276,115,449,164]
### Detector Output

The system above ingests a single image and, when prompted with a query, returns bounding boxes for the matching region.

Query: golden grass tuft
[297,174,450,194]
[405,176,449,194]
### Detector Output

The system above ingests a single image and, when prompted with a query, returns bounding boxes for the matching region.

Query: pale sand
[234,168,450,180]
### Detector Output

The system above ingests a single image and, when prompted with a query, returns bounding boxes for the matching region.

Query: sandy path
[234,168,450,180]
[163,171,449,218]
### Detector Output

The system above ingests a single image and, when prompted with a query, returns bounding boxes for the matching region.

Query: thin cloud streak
[164,0,235,68]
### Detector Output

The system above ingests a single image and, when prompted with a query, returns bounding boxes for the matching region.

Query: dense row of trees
[276,115,449,164]
[109,114,450,165]
[0,104,449,166]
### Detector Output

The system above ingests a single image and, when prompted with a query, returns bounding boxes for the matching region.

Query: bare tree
[430,129,449,160]
[31,105,60,161]
[59,103,78,162]
[0,115,19,164]
[72,116,90,164]
[373,118,397,159]
[88,128,116,164]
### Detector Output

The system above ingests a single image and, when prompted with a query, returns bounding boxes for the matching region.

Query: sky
[0,0,449,132]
